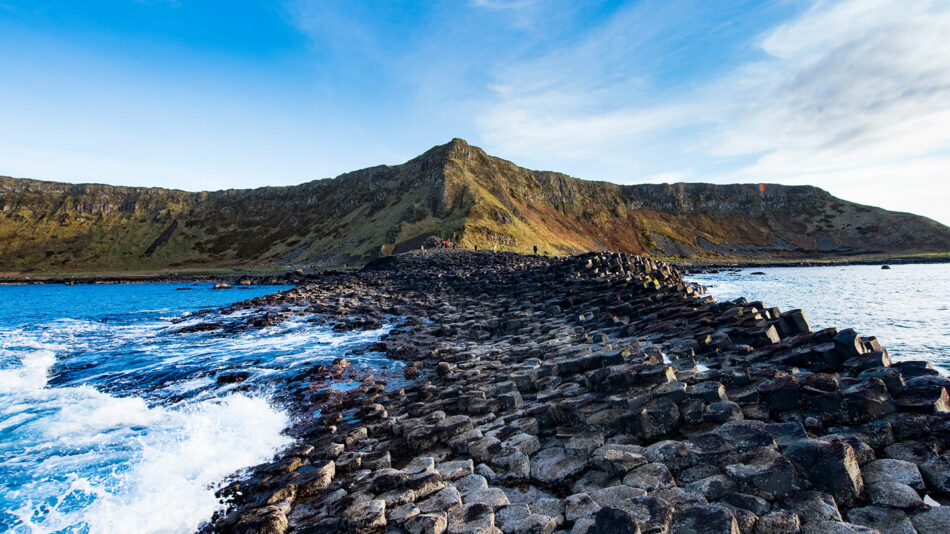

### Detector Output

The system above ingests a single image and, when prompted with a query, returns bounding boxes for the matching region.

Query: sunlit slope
[442,139,950,257]
[2,138,948,272]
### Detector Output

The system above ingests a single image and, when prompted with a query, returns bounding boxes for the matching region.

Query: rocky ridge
[199,250,950,534]
[3,139,949,273]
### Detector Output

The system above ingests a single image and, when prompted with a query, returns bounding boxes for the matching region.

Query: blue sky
[1,0,948,225]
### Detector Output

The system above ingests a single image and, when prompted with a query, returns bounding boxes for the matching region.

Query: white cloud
[711,0,950,166]
[475,0,950,224]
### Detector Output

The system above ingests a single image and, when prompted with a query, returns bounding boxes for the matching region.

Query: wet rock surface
[202,250,950,534]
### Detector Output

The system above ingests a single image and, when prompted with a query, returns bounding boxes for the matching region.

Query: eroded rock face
[671,504,739,534]
[911,506,950,534]
[205,251,950,534]
[863,458,925,491]
[786,439,865,505]
[530,447,588,487]
[920,454,950,497]
[847,506,916,534]
[590,507,641,534]
[756,510,801,534]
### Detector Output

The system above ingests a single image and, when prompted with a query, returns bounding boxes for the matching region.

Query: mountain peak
[411,137,475,167]
[1,140,948,273]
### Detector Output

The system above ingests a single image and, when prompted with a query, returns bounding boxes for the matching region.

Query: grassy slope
[441,140,950,258]
[1,139,948,274]
[0,146,452,272]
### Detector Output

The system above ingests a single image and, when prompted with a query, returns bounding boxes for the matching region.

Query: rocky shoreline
[200,250,949,534]
[1,254,947,286]
[677,256,950,274]
[0,270,313,286]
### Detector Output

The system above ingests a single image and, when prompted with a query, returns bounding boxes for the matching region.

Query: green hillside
[2,138,948,274]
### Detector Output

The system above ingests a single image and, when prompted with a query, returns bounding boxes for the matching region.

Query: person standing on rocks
[533,244,539,255]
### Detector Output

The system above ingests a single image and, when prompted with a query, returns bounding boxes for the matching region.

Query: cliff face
[440,140,950,257]
[0,145,452,271]
[1,138,948,272]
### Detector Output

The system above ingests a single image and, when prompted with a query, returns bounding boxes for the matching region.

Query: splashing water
[0,283,395,533]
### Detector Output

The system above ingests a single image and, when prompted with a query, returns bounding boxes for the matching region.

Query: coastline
[677,254,950,273]
[2,252,948,285]
[0,270,313,286]
[195,250,950,533]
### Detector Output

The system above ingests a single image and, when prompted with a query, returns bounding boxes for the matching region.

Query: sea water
[0,283,396,534]
[686,263,950,372]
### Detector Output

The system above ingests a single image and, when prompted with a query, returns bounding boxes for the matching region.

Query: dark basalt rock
[626,496,673,534]
[716,421,777,451]
[704,401,743,423]
[721,492,770,516]
[688,381,728,403]
[624,397,681,441]
[200,251,949,534]
[841,378,894,423]
[920,454,950,497]
[671,505,740,534]
[590,507,642,534]
[759,376,800,412]
[785,439,864,505]
[847,506,916,534]
[725,450,798,498]
[755,510,801,534]
[911,507,950,534]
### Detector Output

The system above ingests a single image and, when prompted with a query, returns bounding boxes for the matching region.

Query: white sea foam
[0,285,392,534]
[0,349,55,393]
[79,395,290,534]
[1,349,292,534]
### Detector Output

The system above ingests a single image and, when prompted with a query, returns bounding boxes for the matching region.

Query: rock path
[204,251,950,534]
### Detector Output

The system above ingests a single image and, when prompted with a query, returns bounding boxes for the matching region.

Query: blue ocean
[0,283,395,533]
[686,263,950,371]
[2,264,948,533]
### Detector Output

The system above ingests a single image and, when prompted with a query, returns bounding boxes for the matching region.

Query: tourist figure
[493,245,497,254]
[533,244,538,255]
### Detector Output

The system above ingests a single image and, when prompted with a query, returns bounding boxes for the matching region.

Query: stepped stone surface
[202,250,950,534]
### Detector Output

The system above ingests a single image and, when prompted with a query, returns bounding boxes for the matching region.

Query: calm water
[686,263,950,372]
[0,283,396,534]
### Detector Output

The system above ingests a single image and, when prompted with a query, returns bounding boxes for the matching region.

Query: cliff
[1,138,948,272]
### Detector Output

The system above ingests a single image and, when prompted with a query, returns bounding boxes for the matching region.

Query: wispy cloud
[710,0,950,173]
[7,0,945,224]
[475,0,950,223]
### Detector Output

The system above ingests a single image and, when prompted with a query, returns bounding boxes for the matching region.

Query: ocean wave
[1,350,291,533]
[0,283,390,533]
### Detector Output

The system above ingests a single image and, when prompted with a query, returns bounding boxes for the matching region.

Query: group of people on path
[420,241,542,255]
